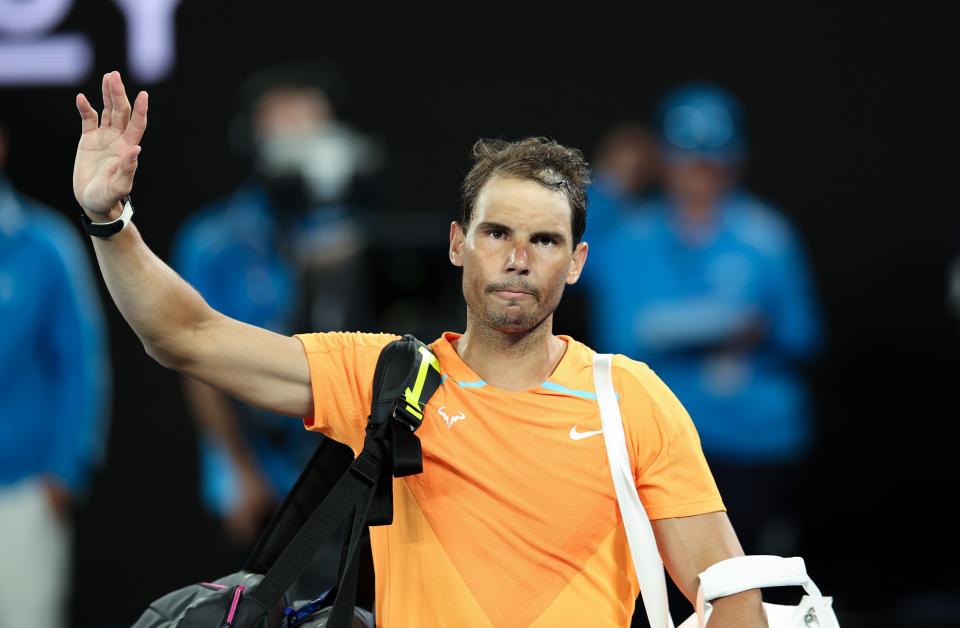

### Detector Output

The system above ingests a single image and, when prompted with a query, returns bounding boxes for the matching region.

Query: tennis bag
[133,334,441,628]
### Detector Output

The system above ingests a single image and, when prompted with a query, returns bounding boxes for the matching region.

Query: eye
[487,229,506,239]
[533,236,557,246]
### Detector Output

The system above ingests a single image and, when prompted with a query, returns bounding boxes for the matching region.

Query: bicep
[651,511,743,604]
[180,312,313,418]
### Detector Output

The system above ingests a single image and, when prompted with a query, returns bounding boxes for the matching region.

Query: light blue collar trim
[440,374,488,389]
[541,380,620,400]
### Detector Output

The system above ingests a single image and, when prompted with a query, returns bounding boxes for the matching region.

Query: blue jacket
[0,176,110,495]
[583,186,822,462]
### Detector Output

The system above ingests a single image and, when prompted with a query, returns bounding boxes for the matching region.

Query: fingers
[103,147,138,180]
[76,93,99,134]
[100,72,112,128]
[103,147,140,198]
[104,158,121,180]
[121,145,142,174]
[108,71,132,131]
[123,91,149,147]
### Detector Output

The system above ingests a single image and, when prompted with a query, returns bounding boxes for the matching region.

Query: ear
[565,241,589,285]
[449,221,466,267]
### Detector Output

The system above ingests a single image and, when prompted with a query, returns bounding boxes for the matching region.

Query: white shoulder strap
[592,353,674,628]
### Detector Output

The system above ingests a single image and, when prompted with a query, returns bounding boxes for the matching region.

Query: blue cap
[656,83,745,164]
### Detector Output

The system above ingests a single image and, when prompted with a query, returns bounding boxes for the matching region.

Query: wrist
[84,200,123,222]
[81,195,134,238]
[708,588,766,627]
[712,588,763,607]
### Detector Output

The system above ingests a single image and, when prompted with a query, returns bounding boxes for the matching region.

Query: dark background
[0,2,953,626]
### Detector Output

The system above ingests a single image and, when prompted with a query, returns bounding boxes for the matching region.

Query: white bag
[592,354,841,628]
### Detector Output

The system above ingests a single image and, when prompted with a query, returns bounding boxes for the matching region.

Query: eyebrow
[475,221,568,244]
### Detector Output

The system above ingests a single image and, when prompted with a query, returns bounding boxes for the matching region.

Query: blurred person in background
[562,123,660,339]
[172,62,383,549]
[0,121,110,626]
[584,84,823,558]
[586,122,661,237]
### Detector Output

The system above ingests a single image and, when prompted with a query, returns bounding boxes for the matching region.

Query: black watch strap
[81,195,134,238]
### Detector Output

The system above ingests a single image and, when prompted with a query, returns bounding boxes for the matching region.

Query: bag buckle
[391,399,423,432]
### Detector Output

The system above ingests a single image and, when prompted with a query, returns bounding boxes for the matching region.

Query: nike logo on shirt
[569,426,604,440]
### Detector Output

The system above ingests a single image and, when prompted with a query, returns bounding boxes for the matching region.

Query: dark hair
[460,137,591,247]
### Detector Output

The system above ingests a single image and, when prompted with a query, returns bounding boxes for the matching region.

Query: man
[72,71,766,627]
[0,120,110,627]
[587,122,661,237]
[584,83,822,558]
[173,64,377,547]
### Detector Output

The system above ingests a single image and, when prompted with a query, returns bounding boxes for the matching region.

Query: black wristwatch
[81,195,134,238]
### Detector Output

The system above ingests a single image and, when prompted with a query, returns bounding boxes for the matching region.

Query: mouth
[492,290,533,301]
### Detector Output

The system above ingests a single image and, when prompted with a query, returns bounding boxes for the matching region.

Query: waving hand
[73,71,148,219]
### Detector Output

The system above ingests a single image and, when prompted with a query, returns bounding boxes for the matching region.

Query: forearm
[90,218,213,367]
[636,302,761,354]
[706,589,767,627]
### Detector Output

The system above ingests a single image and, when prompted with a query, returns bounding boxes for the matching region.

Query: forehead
[472,176,573,235]
[253,87,331,134]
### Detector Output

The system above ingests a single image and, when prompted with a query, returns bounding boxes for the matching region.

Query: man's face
[449,176,588,334]
[663,157,734,205]
[253,87,332,140]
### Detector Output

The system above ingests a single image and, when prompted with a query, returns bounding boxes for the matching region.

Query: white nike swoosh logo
[569,426,604,440]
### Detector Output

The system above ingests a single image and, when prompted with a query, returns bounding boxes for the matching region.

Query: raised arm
[73,71,312,418]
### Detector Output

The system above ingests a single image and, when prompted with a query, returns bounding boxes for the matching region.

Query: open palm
[73,71,148,218]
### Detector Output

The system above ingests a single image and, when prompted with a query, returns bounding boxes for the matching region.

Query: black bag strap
[243,437,355,575]
[325,476,377,626]
[246,335,442,619]
[247,430,386,609]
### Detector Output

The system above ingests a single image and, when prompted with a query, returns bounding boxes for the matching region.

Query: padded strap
[694,555,829,627]
[593,353,675,628]
[699,556,811,600]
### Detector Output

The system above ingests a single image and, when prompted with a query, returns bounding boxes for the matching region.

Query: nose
[506,241,530,274]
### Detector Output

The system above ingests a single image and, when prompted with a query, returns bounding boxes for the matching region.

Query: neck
[453,312,567,392]
[678,195,715,220]
[672,195,720,243]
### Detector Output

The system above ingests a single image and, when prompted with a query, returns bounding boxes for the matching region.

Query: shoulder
[609,353,692,435]
[588,199,663,258]
[22,203,89,270]
[725,193,799,255]
[624,198,666,236]
[174,187,272,258]
[561,338,660,406]
[297,331,401,356]
[610,353,660,406]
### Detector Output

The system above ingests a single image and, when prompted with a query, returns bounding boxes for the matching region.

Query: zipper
[220,585,245,628]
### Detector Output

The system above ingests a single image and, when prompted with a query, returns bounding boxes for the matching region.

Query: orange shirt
[296,331,724,627]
